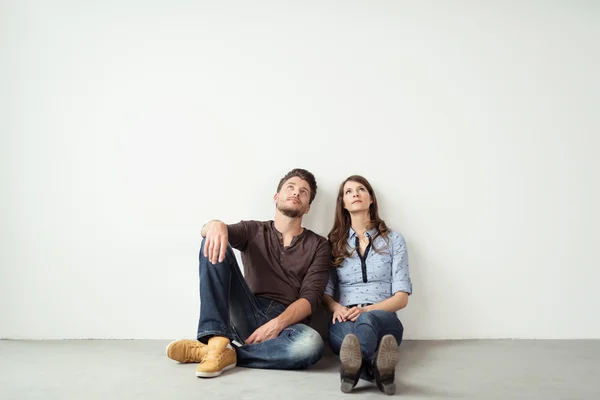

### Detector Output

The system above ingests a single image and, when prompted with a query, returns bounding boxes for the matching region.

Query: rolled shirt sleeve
[391,232,412,295]
[299,239,332,314]
[226,220,259,251]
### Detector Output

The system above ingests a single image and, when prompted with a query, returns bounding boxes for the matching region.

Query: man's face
[274,177,311,218]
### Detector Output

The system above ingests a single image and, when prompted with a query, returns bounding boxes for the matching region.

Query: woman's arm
[344,292,408,321]
[364,291,408,313]
[322,293,338,312]
[323,294,350,324]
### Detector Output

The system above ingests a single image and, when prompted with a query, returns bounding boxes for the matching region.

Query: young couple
[166,168,412,395]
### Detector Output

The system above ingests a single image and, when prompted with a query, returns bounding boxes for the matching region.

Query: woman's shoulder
[384,229,406,246]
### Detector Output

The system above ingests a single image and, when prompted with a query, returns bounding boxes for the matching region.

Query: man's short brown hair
[277,168,318,204]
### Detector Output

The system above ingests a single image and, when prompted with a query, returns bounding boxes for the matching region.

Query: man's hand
[344,306,369,322]
[203,221,229,264]
[332,303,349,324]
[245,319,284,344]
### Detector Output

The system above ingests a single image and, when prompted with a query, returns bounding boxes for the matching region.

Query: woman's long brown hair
[328,175,389,266]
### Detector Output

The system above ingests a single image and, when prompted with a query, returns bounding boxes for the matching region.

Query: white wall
[1,1,599,340]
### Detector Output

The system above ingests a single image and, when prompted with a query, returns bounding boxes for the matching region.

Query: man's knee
[287,326,324,368]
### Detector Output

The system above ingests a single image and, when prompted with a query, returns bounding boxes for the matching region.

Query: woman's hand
[332,303,349,324]
[344,305,369,322]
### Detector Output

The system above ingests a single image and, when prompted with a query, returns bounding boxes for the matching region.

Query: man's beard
[277,202,304,218]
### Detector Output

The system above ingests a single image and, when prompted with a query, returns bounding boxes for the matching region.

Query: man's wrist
[201,220,212,237]
[201,220,220,237]
[272,317,286,332]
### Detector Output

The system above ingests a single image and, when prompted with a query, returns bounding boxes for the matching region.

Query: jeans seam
[264,300,274,318]
[229,261,270,322]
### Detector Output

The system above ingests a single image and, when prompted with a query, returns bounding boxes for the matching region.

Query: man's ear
[304,204,311,215]
[274,193,279,204]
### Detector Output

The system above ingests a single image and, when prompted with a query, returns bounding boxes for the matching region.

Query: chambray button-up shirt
[325,228,412,306]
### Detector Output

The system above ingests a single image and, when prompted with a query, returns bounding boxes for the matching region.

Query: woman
[323,175,412,395]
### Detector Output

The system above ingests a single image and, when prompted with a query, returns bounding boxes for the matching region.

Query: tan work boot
[166,340,208,363]
[195,336,237,378]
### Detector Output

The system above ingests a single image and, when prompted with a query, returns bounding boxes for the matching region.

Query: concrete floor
[0,340,598,399]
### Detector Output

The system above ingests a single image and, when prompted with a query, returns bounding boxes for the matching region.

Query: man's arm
[245,239,332,344]
[201,220,229,264]
[200,221,213,238]
[245,298,311,344]
[275,298,312,326]
[297,239,332,314]
[201,220,256,264]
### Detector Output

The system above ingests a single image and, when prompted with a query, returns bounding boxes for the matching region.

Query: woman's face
[342,180,373,213]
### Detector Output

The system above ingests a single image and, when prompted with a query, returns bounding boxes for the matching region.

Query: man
[167,168,332,378]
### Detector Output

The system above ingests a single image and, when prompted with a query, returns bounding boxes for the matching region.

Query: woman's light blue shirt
[325,228,412,306]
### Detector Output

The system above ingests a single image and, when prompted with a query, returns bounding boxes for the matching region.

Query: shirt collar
[348,227,378,240]
[271,221,305,245]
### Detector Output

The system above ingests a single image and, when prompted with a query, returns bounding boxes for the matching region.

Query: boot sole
[195,363,237,378]
[339,334,361,393]
[375,335,399,395]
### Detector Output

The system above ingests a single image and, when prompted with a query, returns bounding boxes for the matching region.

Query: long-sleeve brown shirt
[227,220,331,315]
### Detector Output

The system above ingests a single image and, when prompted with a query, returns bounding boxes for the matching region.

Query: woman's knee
[355,311,378,326]
[357,310,399,324]
[328,321,354,354]
[356,311,404,345]
[356,311,403,334]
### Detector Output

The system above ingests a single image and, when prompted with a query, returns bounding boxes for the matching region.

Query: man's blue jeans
[196,239,324,369]
[328,310,404,381]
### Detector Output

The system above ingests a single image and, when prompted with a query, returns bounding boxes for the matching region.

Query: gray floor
[1,340,598,400]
